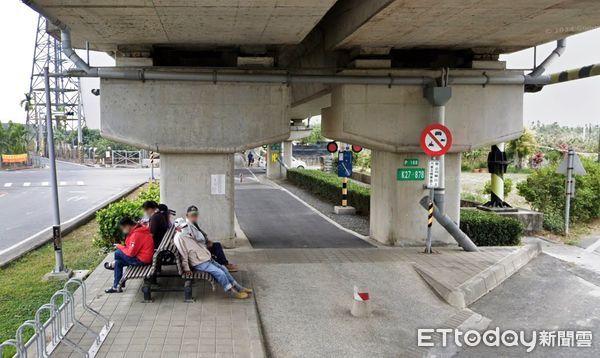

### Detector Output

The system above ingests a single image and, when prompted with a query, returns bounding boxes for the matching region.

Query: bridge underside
[27,0,600,246]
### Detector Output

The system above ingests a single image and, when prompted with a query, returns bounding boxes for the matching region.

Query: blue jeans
[193,260,237,292]
[114,249,144,288]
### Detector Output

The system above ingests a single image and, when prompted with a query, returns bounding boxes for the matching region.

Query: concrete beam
[100,79,290,153]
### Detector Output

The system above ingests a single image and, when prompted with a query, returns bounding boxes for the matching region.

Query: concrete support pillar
[282,141,293,168]
[160,153,235,247]
[266,144,284,179]
[370,151,461,246]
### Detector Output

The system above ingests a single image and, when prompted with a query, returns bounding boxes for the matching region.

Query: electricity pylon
[24,14,85,157]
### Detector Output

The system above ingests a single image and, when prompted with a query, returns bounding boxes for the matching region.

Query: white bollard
[351,286,370,317]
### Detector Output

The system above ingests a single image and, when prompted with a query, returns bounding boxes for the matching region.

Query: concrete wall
[100,79,290,153]
[322,82,523,152]
[160,153,235,245]
[370,151,460,246]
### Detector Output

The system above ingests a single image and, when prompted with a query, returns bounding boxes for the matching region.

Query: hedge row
[287,169,523,246]
[459,209,523,246]
[94,183,160,250]
[286,169,370,215]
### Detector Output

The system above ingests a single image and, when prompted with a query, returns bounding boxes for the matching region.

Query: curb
[415,242,542,309]
[0,181,147,267]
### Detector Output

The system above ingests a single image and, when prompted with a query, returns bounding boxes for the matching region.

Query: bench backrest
[150,224,177,269]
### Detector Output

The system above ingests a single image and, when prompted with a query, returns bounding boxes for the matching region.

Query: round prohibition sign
[420,123,453,157]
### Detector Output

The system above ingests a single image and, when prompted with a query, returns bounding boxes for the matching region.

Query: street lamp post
[43,67,70,279]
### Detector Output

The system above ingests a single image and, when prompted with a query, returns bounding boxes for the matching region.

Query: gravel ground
[278,180,370,237]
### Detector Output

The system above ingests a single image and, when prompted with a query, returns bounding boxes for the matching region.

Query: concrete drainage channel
[414,242,542,309]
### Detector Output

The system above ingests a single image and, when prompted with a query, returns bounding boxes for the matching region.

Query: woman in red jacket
[104,217,155,293]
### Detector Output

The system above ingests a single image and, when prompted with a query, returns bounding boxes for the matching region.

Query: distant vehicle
[291,157,307,169]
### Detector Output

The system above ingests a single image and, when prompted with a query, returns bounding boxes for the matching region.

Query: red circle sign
[326,141,338,153]
[420,124,452,157]
[351,145,363,153]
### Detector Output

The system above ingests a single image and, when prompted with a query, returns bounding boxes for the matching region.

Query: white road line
[59,181,67,186]
[3,183,12,188]
[41,182,49,186]
[585,238,600,253]
[23,182,31,187]
[245,168,260,182]
[76,181,85,186]
[271,181,371,242]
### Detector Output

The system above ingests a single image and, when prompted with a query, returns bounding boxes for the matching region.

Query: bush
[94,183,160,250]
[517,158,600,224]
[460,209,523,246]
[287,169,370,215]
[543,211,565,234]
[483,177,513,196]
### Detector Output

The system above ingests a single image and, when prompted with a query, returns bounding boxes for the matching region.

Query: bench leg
[184,279,194,303]
[142,279,153,303]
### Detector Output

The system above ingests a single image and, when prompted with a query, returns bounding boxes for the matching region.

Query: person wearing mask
[174,218,251,299]
[184,205,238,272]
[104,217,154,293]
[142,200,169,248]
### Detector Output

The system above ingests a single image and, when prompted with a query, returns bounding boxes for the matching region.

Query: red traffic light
[352,145,363,153]
[326,141,338,153]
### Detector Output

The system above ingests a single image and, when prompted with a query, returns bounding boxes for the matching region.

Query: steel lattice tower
[25,15,85,155]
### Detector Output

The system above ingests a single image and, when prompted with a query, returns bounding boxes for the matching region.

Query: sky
[1,1,599,129]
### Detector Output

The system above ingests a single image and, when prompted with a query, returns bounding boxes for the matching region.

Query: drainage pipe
[529,39,567,77]
[419,196,479,252]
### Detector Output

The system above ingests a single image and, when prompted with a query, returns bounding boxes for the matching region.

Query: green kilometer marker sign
[404,158,419,167]
[397,168,425,181]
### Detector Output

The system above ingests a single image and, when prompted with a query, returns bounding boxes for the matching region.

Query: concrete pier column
[266,143,284,179]
[160,153,235,246]
[282,141,293,168]
[369,150,461,246]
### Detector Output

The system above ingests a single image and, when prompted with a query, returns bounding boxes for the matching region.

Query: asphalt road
[458,253,600,357]
[235,169,372,248]
[0,161,151,252]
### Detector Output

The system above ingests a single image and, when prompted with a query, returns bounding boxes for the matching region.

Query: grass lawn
[0,184,147,345]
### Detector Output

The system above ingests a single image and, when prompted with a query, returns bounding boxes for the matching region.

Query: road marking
[67,196,86,202]
[59,181,67,186]
[23,182,31,187]
[0,192,6,198]
[3,183,12,188]
[585,238,600,253]
[245,168,260,182]
[270,181,370,242]
[41,182,49,186]
[76,181,85,186]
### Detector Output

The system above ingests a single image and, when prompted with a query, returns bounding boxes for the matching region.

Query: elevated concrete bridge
[23,0,600,246]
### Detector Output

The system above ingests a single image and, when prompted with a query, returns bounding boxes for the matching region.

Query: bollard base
[350,300,370,317]
[43,268,73,281]
[334,206,356,215]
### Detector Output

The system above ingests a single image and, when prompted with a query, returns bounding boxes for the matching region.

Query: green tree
[301,123,324,144]
[507,129,536,169]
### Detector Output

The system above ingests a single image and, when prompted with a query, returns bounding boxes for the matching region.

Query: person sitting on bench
[104,217,154,293]
[174,218,251,299]
[142,200,170,248]
[184,205,238,272]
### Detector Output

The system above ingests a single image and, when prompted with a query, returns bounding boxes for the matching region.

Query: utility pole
[564,148,574,236]
[43,67,71,280]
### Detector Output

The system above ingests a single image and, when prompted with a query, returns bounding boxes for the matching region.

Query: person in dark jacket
[104,217,154,293]
[184,205,238,272]
[142,200,169,248]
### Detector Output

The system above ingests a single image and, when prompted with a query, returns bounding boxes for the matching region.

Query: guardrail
[0,278,113,357]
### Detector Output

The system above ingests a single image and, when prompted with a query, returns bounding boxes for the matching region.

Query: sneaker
[104,261,115,270]
[230,291,249,299]
[242,287,253,294]
[104,287,122,294]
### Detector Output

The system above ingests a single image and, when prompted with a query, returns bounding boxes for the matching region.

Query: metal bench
[118,225,178,301]
[119,225,216,302]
